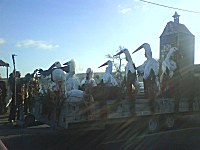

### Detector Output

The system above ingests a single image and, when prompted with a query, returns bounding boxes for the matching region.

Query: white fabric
[66,89,84,102]
[102,72,118,86]
[66,75,80,91]
[52,68,66,82]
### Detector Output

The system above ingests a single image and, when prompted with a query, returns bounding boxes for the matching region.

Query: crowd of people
[7,71,39,122]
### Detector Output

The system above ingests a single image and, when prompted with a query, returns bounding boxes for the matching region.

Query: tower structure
[159,12,195,77]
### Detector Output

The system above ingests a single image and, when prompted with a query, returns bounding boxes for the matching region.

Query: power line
[139,0,200,14]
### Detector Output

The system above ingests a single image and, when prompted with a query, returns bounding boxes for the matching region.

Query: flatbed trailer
[20,92,200,133]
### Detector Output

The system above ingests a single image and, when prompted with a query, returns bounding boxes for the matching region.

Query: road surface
[1,112,200,150]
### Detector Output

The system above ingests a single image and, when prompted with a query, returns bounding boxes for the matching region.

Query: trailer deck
[17,91,200,133]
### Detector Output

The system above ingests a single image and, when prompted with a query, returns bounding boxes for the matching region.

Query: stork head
[63,59,76,75]
[133,43,152,59]
[113,48,128,56]
[98,60,112,68]
[98,60,113,74]
[49,61,61,70]
[114,48,132,62]
[63,61,69,66]
[62,65,70,73]
[54,61,61,68]
[170,47,178,53]
[165,47,177,60]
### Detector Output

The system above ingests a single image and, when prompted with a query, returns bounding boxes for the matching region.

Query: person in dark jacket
[0,79,7,114]
[8,71,24,122]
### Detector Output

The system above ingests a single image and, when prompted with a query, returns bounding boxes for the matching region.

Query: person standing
[81,68,97,90]
[0,78,7,114]
[8,71,24,122]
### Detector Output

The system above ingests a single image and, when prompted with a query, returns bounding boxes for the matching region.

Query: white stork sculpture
[160,47,178,84]
[63,59,80,91]
[49,61,66,93]
[133,43,159,80]
[38,61,67,94]
[133,43,160,96]
[98,60,118,86]
[114,48,136,82]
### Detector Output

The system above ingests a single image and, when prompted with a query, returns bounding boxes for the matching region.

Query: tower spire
[172,11,180,24]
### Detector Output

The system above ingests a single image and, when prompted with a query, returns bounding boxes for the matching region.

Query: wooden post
[6,66,8,79]
[12,54,17,107]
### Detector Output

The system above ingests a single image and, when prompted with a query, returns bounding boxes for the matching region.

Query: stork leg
[126,83,136,116]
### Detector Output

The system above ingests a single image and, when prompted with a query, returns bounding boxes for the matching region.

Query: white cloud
[16,39,59,50]
[0,38,6,45]
[118,5,132,14]
[118,1,151,14]
[120,8,132,14]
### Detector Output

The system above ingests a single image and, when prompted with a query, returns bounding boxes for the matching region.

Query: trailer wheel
[165,115,175,128]
[148,117,159,133]
[24,114,35,127]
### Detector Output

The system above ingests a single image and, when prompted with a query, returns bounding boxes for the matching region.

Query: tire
[148,116,159,133]
[165,115,175,129]
[24,114,35,127]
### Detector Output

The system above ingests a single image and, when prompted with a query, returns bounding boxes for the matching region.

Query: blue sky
[0,0,200,78]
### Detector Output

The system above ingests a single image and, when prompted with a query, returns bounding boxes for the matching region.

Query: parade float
[16,12,200,133]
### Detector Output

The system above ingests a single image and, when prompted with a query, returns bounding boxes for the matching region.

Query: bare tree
[105,46,125,76]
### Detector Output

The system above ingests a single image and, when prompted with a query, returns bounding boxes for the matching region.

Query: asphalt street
[1,112,200,150]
